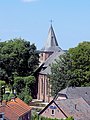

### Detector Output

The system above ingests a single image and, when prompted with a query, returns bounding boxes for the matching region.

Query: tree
[49,52,71,96]
[69,41,90,86]
[0,38,39,82]
[0,80,6,101]
[0,38,39,102]
[13,76,36,103]
[50,42,90,96]
[0,80,6,87]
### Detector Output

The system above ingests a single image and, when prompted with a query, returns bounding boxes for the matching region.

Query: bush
[8,93,15,101]
[24,95,32,104]
[17,87,32,104]
[3,92,15,101]
[3,94,9,101]
[14,75,35,104]
[31,113,74,120]
[0,80,6,87]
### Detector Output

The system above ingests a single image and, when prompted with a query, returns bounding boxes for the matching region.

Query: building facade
[37,24,65,102]
[39,97,90,120]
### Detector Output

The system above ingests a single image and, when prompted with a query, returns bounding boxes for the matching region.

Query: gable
[39,100,67,119]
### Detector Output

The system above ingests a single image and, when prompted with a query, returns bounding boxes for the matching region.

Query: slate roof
[0,97,31,120]
[56,87,90,105]
[38,24,66,75]
[40,51,65,74]
[55,97,90,120]
[39,97,90,120]
[41,24,62,52]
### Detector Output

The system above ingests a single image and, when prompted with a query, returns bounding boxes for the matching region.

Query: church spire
[42,24,62,52]
[46,23,59,47]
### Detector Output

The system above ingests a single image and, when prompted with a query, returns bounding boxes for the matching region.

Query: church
[35,24,65,102]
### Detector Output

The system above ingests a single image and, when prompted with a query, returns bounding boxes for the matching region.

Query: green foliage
[66,117,74,120]
[14,76,35,95]
[31,113,74,120]
[3,93,15,101]
[24,94,32,104]
[0,38,39,83]
[3,93,9,101]
[0,38,39,103]
[0,80,6,87]
[14,76,25,93]
[31,113,39,120]
[69,41,90,86]
[0,81,6,101]
[50,42,90,96]
[17,86,32,104]
[8,93,15,101]
[14,76,35,104]
[49,52,72,96]
[24,76,36,98]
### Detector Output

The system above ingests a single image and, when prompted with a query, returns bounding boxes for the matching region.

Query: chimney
[11,97,16,102]
[1,100,7,106]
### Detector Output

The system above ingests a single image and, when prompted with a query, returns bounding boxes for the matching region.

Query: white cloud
[22,0,38,2]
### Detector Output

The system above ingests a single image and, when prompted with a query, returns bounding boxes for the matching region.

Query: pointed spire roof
[45,24,58,48]
[41,24,62,52]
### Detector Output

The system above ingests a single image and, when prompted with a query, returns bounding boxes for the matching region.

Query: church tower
[37,24,64,102]
[39,24,62,64]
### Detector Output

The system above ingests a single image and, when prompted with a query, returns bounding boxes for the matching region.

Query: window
[46,79,48,95]
[41,78,43,93]
[51,109,55,115]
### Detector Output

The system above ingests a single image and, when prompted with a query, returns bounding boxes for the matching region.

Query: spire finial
[50,19,53,26]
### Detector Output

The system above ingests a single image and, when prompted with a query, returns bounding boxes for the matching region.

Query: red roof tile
[0,97,32,120]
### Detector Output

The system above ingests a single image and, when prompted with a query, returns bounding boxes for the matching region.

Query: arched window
[51,109,55,115]
[41,78,43,94]
[46,79,48,95]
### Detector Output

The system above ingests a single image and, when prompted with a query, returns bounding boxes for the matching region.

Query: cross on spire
[50,19,53,25]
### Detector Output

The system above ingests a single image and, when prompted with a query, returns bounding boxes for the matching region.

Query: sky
[0,0,90,50]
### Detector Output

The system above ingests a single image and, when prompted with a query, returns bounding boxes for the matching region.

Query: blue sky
[0,0,90,50]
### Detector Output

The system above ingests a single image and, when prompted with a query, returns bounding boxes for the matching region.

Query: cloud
[22,0,38,2]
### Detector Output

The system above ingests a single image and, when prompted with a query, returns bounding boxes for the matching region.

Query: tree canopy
[0,38,39,83]
[50,42,90,96]
[0,38,39,102]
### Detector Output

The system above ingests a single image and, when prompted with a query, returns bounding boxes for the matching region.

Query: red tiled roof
[0,105,19,120]
[0,97,32,120]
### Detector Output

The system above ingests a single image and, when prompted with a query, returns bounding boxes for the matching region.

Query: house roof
[0,97,32,120]
[41,24,62,52]
[38,99,68,118]
[39,97,90,120]
[56,87,90,105]
[40,51,65,75]
[56,97,90,120]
